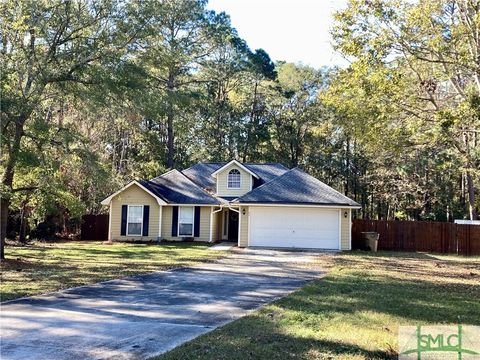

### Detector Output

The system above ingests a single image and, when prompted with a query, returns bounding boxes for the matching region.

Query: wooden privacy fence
[352,219,480,256]
[81,214,109,240]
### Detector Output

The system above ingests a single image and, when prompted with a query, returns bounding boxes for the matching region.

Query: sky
[207,0,349,69]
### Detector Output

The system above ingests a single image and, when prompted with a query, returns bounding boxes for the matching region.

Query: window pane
[127,206,142,235]
[128,206,143,222]
[128,222,142,235]
[179,207,194,222]
[228,169,241,188]
[179,223,193,236]
[178,207,194,236]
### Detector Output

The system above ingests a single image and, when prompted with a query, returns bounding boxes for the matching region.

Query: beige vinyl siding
[239,206,249,247]
[216,164,252,197]
[161,206,211,242]
[340,208,351,250]
[211,208,222,242]
[110,184,159,241]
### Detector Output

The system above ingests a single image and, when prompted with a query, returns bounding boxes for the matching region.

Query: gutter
[234,203,361,209]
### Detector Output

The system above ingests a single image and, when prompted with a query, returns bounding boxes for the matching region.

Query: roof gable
[211,160,259,179]
[100,180,168,206]
[182,162,289,191]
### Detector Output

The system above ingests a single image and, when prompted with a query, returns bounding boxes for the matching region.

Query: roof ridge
[149,169,218,203]
[195,161,227,165]
[291,167,355,201]
[244,162,287,166]
[181,161,226,173]
[180,169,211,191]
[175,170,219,200]
[150,168,178,181]
[235,168,295,201]
[138,179,170,203]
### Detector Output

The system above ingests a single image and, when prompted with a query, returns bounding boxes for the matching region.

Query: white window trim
[127,205,144,236]
[227,169,242,189]
[178,206,194,237]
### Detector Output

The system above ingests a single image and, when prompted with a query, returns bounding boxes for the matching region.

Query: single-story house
[101,160,360,250]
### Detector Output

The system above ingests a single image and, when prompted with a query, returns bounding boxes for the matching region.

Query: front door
[228,210,239,241]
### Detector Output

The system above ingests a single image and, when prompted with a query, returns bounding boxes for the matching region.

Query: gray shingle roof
[181,162,289,190]
[134,162,358,206]
[244,163,289,183]
[141,170,219,205]
[234,168,360,206]
[181,162,224,191]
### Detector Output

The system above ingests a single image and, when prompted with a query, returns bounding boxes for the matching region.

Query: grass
[0,240,224,302]
[154,251,480,360]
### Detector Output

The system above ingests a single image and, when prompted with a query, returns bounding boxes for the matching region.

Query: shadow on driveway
[1,250,325,360]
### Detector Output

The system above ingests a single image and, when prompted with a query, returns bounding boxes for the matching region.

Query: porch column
[158,205,162,239]
[209,207,213,242]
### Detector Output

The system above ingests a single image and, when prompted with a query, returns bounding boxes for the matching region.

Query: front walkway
[1,249,324,360]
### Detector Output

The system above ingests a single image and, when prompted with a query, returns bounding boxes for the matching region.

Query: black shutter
[121,205,127,236]
[142,205,149,236]
[194,206,201,237]
[172,206,178,236]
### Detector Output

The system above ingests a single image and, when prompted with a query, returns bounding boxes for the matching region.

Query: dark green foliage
[1,0,478,256]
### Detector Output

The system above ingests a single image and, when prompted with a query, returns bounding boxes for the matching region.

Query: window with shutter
[127,205,143,236]
[178,207,194,236]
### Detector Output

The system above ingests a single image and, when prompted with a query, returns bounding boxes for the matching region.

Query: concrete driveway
[1,249,324,360]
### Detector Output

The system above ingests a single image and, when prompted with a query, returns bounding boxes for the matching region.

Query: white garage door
[249,207,340,249]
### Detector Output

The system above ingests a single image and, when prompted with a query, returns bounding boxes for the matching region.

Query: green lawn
[155,251,480,360]
[0,241,223,302]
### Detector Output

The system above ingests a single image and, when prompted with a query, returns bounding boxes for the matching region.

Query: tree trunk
[353,139,358,202]
[466,170,478,220]
[242,81,258,162]
[19,201,28,243]
[0,198,8,260]
[463,131,477,220]
[290,143,297,167]
[166,72,175,169]
[166,112,174,168]
[344,137,350,196]
[1,116,28,260]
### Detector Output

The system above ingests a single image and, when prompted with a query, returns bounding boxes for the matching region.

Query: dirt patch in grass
[1,258,35,271]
